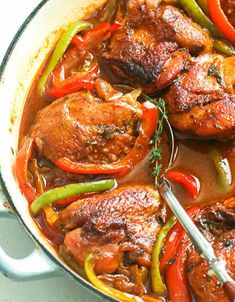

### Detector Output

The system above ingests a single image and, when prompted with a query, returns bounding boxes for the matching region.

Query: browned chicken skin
[57,185,166,275]
[165,54,235,139]
[102,0,211,89]
[102,1,235,140]
[15,0,235,299]
[186,203,235,302]
[29,80,141,164]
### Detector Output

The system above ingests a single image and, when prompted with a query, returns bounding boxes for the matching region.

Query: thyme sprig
[146,97,168,178]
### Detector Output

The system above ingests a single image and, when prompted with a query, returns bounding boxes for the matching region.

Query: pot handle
[0,181,58,281]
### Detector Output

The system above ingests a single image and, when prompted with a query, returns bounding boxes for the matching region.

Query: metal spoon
[158,177,235,302]
[115,84,235,301]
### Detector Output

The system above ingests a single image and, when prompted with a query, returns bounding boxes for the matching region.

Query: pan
[0,0,116,301]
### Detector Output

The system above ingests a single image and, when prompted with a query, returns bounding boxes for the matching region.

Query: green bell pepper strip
[162,0,178,4]
[209,147,231,193]
[173,0,220,38]
[31,179,115,215]
[164,0,234,56]
[213,39,235,56]
[196,0,235,56]
[38,21,92,93]
[151,216,176,294]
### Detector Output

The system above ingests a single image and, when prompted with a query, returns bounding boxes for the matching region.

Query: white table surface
[0,1,101,301]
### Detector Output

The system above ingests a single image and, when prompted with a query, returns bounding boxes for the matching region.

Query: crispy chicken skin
[165,54,235,139]
[186,203,235,302]
[102,0,211,88]
[187,230,235,302]
[29,80,141,164]
[57,185,166,275]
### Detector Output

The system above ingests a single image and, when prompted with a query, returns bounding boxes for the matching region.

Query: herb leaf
[149,147,162,163]
[147,97,168,179]
[153,164,163,178]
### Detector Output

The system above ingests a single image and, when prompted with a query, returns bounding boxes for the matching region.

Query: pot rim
[0,2,116,301]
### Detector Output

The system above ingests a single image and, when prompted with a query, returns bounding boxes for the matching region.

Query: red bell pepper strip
[54,191,97,207]
[165,238,192,302]
[82,22,122,50]
[70,35,84,48]
[160,207,201,273]
[56,158,129,175]
[50,22,121,93]
[208,0,235,46]
[52,64,65,88]
[151,215,176,294]
[83,23,111,47]
[56,101,158,176]
[71,21,121,51]
[48,63,99,98]
[51,46,87,89]
[109,21,122,32]
[38,22,92,93]
[165,171,200,198]
[15,138,37,204]
[54,195,80,207]
[49,80,94,99]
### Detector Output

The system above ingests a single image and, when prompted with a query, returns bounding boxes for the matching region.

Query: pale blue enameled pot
[0,1,116,301]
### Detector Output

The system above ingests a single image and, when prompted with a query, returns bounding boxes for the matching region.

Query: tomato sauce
[221,0,235,27]
[17,1,235,300]
[19,2,235,246]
